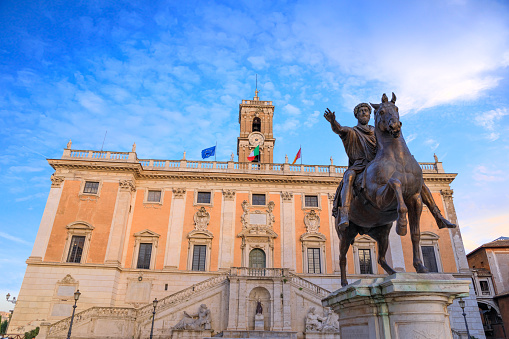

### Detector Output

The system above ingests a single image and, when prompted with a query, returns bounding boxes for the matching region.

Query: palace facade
[10,93,485,338]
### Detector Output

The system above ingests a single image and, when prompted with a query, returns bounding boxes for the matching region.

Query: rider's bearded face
[356,106,370,125]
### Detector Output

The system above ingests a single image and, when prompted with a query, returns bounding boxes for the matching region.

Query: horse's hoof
[415,263,429,273]
[436,217,457,229]
[341,281,348,287]
[396,223,407,236]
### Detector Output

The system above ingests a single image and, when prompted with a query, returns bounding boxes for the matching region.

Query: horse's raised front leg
[337,221,358,287]
[376,177,408,236]
[407,193,428,273]
[368,224,396,275]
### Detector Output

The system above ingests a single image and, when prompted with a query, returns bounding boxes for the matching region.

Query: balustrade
[62,149,441,176]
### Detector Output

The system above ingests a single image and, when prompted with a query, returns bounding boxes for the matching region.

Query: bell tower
[237,90,276,163]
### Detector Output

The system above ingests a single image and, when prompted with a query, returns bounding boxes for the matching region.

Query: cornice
[48,159,457,186]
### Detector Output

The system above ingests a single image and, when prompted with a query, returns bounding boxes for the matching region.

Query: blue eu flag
[201,146,216,159]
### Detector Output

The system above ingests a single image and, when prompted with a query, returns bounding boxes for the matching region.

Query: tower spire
[254,74,259,101]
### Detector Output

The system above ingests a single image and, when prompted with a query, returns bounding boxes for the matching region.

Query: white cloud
[474,108,508,140]
[247,56,268,70]
[424,139,439,151]
[472,165,505,183]
[293,0,509,112]
[304,110,320,127]
[0,232,31,246]
[283,104,301,116]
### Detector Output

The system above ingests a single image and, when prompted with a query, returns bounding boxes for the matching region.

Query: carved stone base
[220,330,297,338]
[304,333,340,339]
[322,273,470,339]
[171,329,213,339]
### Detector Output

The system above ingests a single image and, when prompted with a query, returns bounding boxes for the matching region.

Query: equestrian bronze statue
[325,93,456,287]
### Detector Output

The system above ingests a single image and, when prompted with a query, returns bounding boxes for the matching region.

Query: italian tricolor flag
[247,145,260,162]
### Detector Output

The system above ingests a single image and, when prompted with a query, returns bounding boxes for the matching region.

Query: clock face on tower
[248,132,265,147]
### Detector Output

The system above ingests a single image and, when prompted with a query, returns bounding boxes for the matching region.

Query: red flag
[292,147,301,165]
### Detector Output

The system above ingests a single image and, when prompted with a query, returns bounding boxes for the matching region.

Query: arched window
[252,117,261,132]
[249,248,266,268]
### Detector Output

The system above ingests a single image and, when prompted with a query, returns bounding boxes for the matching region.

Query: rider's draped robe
[332,124,377,218]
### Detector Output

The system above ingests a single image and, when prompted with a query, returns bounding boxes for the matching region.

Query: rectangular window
[359,249,373,274]
[421,246,438,272]
[252,194,266,206]
[305,195,319,207]
[147,190,161,202]
[480,280,490,295]
[66,236,86,263]
[192,245,207,271]
[307,248,321,274]
[83,181,99,194]
[197,192,211,204]
[137,243,152,269]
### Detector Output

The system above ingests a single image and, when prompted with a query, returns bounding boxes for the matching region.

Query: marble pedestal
[254,313,264,330]
[322,273,470,339]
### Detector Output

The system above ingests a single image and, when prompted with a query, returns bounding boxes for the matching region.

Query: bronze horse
[337,93,429,287]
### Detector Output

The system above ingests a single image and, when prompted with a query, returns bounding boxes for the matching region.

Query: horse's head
[370,93,402,138]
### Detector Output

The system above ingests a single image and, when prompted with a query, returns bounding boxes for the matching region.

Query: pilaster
[386,221,406,272]
[104,179,136,266]
[164,188,187,270]
[441,189,470,273]
[282,276,292,331]
[28,175,65,262]
[227,278,239,330]
[272,280,283,331]
[237,279,248,330]
[328,193,340,273]
[280,192,296,271]
[219,190,236,270]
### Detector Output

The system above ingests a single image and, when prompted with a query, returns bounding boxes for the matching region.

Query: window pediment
[133,229,160,238]
[66,221,94,230]
[188,229,214,239]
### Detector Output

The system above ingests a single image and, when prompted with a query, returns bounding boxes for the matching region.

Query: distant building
[9,92,485,338]
[467,237,509,338]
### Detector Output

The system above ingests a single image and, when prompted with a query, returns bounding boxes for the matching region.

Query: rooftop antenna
[100,130,107,151]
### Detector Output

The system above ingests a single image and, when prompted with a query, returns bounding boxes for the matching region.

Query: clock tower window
[252,117,261,132]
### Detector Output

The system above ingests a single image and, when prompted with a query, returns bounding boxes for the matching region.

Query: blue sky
[1,0,508,312]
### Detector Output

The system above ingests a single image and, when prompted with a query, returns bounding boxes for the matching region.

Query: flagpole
[300,145,302,165]
[215,141,217,162]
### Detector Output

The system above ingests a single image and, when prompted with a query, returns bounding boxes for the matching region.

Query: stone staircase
[38,273,230,338]
[38,270,331,338]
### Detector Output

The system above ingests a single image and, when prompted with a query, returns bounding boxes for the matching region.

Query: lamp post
[149,298,158,339]
[459,298,471,339]
[6,293,16,304]
[66,290,81,339]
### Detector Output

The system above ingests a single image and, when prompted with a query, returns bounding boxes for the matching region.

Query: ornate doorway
[249,248,266,268]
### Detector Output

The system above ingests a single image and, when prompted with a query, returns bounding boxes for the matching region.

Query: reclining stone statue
[172,304,211,331]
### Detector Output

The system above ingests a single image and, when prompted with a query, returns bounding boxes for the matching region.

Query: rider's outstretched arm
[324,108,348,137]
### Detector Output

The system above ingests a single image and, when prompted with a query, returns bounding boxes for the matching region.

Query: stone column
[280,192,296,271]
[28,175,64,262]
[164,188,187,270]
[104,179,136,266]
[386,221,406,272]
[219,190,236,270]
[328,193,341,273]
[441,189,470,273]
